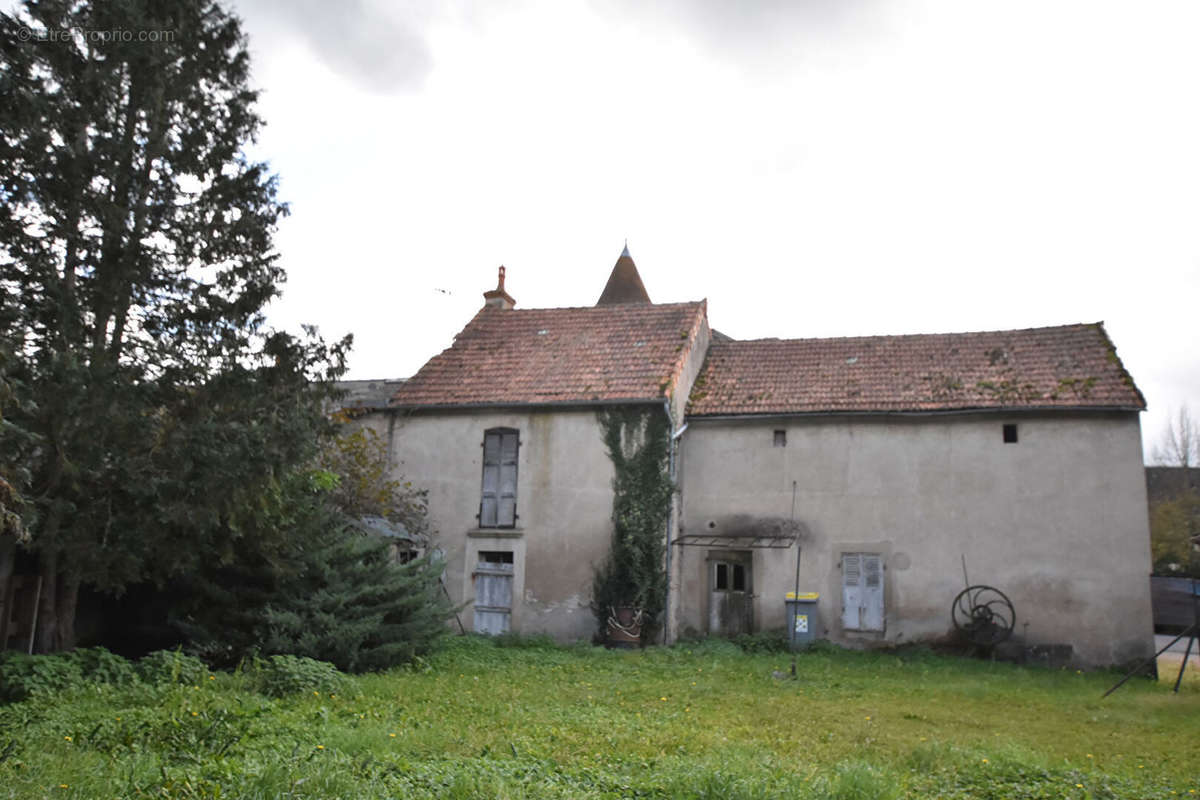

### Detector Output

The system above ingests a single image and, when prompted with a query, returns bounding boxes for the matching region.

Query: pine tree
[175,464,451,672]
[261,521,450,673]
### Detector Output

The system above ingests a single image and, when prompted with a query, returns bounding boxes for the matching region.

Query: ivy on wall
[591,407,673,641]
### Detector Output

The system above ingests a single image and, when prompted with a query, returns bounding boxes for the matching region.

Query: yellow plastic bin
[785,591,820,649]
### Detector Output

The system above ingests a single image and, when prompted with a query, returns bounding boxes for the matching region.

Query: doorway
[707,551,753,636]
[473,551,513,635]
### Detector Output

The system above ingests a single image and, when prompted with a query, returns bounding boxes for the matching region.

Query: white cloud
[231,0,1200,460]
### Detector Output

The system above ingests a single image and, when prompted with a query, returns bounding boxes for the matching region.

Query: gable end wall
[675,411,1153,666]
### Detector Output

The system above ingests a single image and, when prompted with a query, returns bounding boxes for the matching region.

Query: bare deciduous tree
[1154,406,1199,467]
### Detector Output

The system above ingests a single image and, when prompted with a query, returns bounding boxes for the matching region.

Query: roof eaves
[685,404,1146,421]
[389,397,668,413]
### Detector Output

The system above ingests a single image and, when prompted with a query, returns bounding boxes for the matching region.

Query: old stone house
[355,250,1153,666]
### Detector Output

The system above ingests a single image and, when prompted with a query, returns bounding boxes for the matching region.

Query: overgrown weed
[0,637,1196,798]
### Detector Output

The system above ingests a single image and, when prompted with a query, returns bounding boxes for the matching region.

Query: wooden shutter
[480,432,500,527]
[497,431,518,527]
[841,553,862,630]
[862,554,884,631]
[842,552,885,631]
[480,429,518,528]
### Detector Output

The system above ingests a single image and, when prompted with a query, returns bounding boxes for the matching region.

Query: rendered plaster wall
[675,412,1154,666]
[385,408,620,641]
[663,317,711,643]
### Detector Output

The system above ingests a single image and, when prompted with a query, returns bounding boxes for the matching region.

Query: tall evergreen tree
[0,1,347,650]
[0,340,35,611]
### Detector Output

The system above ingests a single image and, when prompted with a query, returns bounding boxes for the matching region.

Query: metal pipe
[1103,621,1199,698]
[790,481,801,678]
[1172,631,1195,693]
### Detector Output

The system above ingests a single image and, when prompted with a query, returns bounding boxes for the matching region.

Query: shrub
[137,649,209,686]
[66,647,136,685]
[732,629,790,654]
[0,652,83,702]
[255,654,348,698]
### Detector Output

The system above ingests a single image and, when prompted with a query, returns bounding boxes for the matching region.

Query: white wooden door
[473,560,513,634]
[841,553,884,631]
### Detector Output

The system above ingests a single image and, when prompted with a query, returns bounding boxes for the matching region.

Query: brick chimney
[483,265,516,310]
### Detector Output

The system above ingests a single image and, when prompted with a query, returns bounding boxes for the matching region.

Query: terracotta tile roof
[391,301,708,408]
[688,323,1145,416]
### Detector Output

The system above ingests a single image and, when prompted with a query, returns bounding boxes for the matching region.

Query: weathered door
[841,552,884,631]
[708,552,753,636]
[473,554,513,635]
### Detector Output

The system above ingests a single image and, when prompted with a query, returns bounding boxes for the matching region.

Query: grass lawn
[1,636,1197,799]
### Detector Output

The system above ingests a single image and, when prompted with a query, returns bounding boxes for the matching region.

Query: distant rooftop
[1145,467,1200,506]
[336,379,406,411]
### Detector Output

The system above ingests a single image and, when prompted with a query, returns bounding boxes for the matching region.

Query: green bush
[0,648,140,703]
[255,654,347,698]
[0,651,84,702]
[731,629,790,654]
[137,649,209,685]
[66,647,136,684]
[681,637,743,657]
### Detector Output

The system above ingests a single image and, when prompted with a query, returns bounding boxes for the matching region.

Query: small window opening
[715,563,728,590]
[480,551,514,564]
[395,548,418,564]
[731,564,746,592]
[1002,423,1018,444]
[773,430,786,447]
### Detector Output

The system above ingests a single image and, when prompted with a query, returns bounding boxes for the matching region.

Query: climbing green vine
[591,407,674,643]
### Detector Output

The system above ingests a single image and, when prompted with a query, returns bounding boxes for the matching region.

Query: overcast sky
[231,0,1200,462]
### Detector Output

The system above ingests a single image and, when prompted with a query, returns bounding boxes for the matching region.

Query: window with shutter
[841,552,885,632]
[480,428,519,528]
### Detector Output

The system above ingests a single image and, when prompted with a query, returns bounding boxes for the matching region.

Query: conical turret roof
[596,245,651,305]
